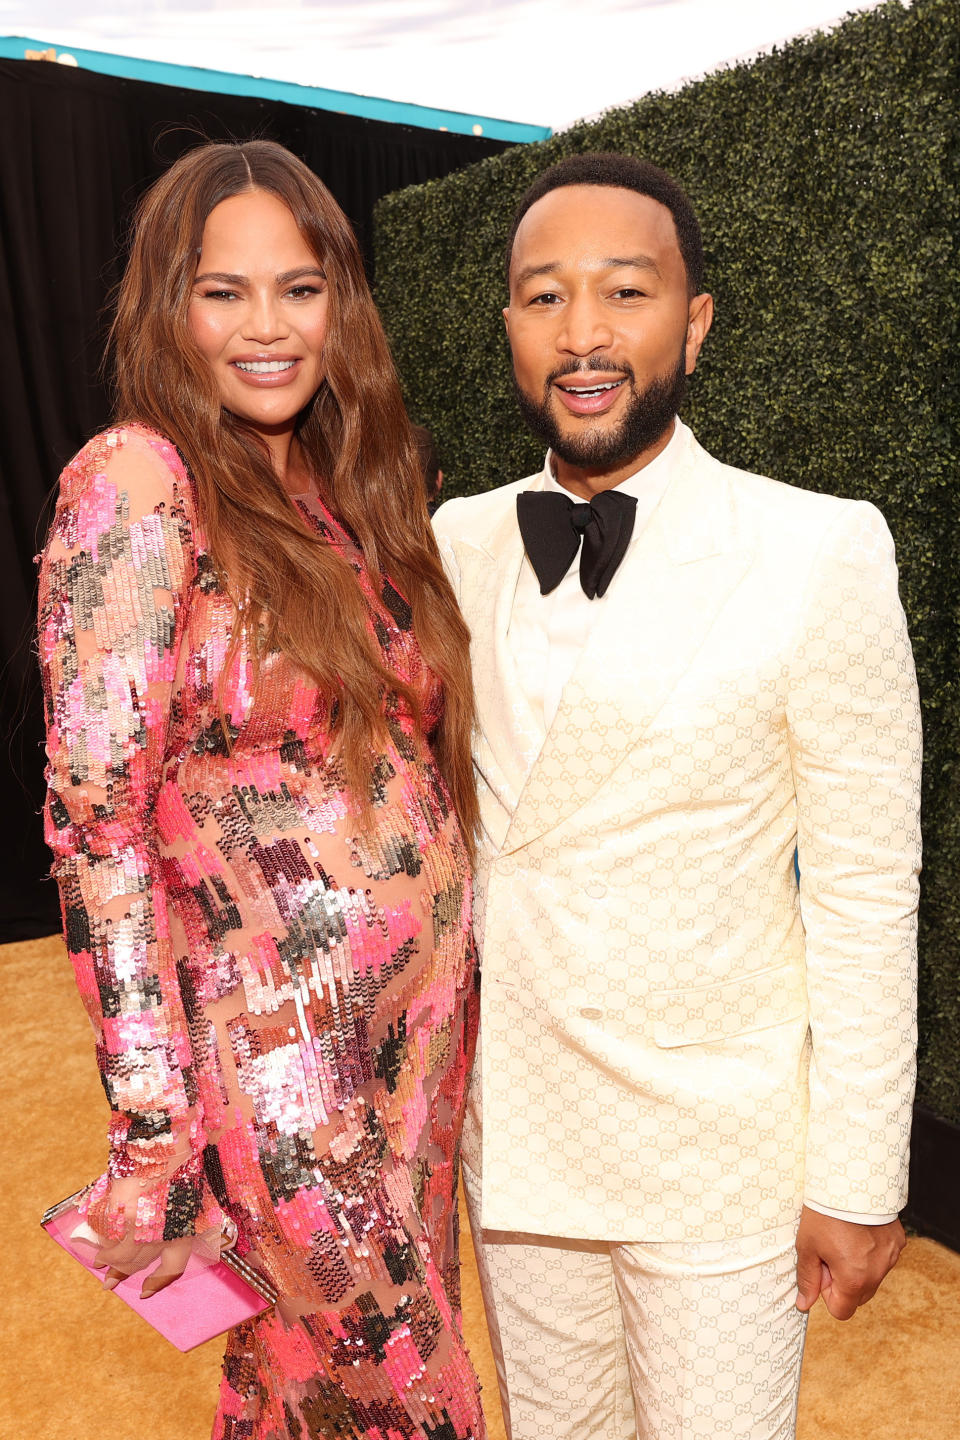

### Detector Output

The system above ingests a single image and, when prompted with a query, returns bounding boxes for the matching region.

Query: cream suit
[434,422,921,1436]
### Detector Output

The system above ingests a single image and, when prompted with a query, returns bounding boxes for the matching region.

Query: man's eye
[529,292,561,306]
[613,287,645,299]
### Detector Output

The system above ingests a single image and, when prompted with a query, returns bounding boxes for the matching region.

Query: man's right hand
[795,1207,905,1320]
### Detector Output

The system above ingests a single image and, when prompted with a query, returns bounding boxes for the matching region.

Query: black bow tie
[516,488,638,599]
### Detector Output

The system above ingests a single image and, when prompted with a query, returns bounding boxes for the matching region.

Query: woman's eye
[201,289,238,301]
[286,285,322,300]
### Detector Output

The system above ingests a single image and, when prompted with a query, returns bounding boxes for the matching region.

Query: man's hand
[795,1207,905,1320]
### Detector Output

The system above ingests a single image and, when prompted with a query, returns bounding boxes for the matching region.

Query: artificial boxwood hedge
[374,0,958,1125]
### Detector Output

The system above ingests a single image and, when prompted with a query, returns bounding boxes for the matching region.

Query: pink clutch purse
[42,1192,277,1351]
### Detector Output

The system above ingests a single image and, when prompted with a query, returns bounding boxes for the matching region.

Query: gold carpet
[5,934,958,1440]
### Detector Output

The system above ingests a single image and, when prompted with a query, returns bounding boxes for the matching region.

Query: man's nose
[557,294,613,355]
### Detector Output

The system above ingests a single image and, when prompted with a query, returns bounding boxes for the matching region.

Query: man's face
[504,185,712,485]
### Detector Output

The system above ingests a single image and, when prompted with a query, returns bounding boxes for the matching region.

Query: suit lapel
[503,436,754,853]
[456,482,548,848]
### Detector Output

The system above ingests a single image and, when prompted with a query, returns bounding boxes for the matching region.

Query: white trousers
[462,1100,807,1439]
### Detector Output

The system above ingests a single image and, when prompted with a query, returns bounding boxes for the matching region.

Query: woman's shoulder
[60,422,189,485]
[59,423,193,506]
[51,424,203,569]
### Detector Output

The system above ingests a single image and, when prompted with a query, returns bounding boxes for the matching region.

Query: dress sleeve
[38,428,224,1243]
[786,499,921,1217]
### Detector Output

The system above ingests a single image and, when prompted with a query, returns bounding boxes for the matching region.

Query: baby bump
[158,743,471,1012]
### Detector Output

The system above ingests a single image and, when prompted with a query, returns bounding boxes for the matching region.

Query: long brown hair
[109,139,477,846]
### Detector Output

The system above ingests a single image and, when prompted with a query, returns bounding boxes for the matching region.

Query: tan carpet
[4,934,957,1440]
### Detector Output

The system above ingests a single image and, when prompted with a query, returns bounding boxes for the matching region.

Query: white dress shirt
[505,417,896,1229]
[509,420,679,732]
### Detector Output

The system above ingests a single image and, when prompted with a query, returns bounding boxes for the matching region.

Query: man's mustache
[545,358,636,385]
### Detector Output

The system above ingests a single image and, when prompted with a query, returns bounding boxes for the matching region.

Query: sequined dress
[38,425,484,1439]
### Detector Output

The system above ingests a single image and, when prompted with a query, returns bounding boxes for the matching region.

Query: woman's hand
[96,1232,194,1298]
[87,1167,199,1298]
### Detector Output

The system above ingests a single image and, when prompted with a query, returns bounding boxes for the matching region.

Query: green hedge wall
[374,0,959,1125]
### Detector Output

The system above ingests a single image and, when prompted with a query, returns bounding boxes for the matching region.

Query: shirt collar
[542,416,683,500]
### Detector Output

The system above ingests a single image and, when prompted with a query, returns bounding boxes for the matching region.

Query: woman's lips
[553,377,627,416]
[229,358,303,387]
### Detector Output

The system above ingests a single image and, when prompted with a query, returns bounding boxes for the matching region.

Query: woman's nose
[242,293,288,343]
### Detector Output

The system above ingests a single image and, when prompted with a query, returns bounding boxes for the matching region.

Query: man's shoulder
[691,433,881,544]
[732,467,851,515]
[698,441,847,514]
[432,472,537,547]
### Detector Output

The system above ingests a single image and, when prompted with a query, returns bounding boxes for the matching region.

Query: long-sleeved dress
[38,424,484,1440]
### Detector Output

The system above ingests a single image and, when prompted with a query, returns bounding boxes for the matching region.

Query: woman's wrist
[107,1111,206,1180]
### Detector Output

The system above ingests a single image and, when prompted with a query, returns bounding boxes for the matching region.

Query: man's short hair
[505,152,705,296]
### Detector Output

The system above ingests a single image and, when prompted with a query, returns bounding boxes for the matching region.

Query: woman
[37,139,484,1439]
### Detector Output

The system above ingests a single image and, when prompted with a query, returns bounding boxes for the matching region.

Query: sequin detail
[39,426,483,1438]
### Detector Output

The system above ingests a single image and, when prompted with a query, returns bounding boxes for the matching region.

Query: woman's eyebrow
[193,267,326,284]
[277,266,326,282]
[194,271,245,284]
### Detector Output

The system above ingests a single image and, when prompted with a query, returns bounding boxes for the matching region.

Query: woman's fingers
[139,1268,184,1298]
[139,1236,193,1298]
[95,1239,142,1272]
[94,1235,157,1273]
[94,1233,192,1297]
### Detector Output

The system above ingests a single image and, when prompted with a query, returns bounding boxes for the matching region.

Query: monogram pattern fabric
[461,1132,806,1440]
[434,423,920,1243]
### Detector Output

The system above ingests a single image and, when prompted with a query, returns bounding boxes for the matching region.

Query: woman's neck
[254,426,314,496]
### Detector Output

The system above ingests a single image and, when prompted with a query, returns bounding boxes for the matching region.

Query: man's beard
[513,352,688,471]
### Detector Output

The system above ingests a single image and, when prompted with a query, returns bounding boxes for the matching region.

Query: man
[432,153,920,1439]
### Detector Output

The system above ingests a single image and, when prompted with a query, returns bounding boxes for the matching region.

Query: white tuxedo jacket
[434,424,920,1242]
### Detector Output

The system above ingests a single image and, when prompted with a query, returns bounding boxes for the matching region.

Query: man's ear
[684,292,714,375]
[502,305,511,335]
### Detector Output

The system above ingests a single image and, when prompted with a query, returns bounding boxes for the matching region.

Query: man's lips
[553,374,627,416]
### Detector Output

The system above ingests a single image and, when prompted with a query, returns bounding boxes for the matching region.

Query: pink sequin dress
[38,425,484,1439]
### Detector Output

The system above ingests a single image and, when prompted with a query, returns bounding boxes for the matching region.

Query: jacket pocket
[649,963,807,1048]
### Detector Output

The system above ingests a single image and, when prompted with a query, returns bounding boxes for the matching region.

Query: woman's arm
[38,427,224,1248]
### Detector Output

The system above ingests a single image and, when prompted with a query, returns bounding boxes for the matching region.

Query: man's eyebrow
[513,261,562,288]
[513,255,662,288]
[193,267,326,284]
[605,254,663,277]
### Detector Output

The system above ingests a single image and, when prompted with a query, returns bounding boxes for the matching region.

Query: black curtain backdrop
[0,56,509,940]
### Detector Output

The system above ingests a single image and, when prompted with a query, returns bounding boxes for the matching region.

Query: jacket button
[579,1007,603,1021]
[585,882,606,899]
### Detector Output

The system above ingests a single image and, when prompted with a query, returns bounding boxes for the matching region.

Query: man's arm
[787,499,921,1314]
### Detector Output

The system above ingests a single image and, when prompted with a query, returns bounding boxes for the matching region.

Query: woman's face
[187,189,329,439]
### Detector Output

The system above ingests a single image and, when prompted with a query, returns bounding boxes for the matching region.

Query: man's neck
[550,422,675,499]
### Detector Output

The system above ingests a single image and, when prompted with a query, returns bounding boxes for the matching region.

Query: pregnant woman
[37,138,484,1439]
